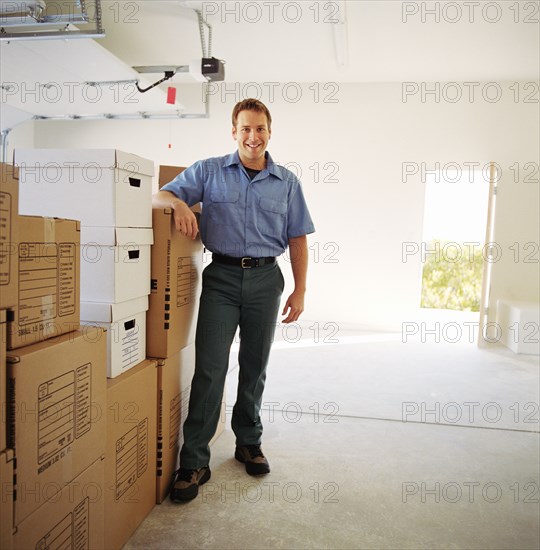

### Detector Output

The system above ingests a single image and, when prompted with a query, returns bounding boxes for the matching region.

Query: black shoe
[235,445,270,476]
[170,466,211,502]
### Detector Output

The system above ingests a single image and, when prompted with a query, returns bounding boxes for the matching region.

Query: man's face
[232,110,271,168]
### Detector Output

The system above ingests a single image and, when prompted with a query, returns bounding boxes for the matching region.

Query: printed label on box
[58,243,77,316]
[162,256,197,331]
[18,242,76,330]
[115,417,148,500]
[37,363,92,471]
[174,386,191,449]
[177,256,195,307]
[75,363,92,438]
[0,191,12,285]
[36,496,90,550]
[168,392,181,450]
[73,497,91,549]
[121,321,140,369]
[19,242,58,324]
[137,418,148,478]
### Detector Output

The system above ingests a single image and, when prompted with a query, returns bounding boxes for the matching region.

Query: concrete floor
[125,327,540,550]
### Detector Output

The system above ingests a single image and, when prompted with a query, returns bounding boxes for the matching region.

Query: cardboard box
[155,345,195,503]
[1,311,6,452]
[158,165,185,189]
[6,328,107,524]
[15,149,154,228]
[0,449,14,550]
[147,209,203,358]
[0,163,19,310]
[13,456,105,550]
[105,359,157,550]
[155,345,225,503]
[81,296,148,378]
[81,226,153,303]
[7,215,80,350]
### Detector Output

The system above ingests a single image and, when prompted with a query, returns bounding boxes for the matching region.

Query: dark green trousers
[180,260,284,469]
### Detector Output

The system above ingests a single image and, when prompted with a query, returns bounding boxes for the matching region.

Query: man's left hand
[282,290,305,323]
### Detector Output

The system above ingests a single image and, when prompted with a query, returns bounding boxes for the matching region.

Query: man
[152,98,315,502]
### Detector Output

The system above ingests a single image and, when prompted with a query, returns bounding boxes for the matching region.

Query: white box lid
[14,149,155,177]
[80,295,149,322]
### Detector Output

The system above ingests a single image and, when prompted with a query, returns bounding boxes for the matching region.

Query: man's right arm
[152,190,199,240]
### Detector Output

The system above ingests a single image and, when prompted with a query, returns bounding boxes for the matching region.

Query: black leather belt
[212,253,276,269]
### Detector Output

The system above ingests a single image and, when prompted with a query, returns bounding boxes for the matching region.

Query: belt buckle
[241,257,253,269]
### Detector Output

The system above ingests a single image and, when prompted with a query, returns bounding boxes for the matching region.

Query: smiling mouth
[245,144,260,149]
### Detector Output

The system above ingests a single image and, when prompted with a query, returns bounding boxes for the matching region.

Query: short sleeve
[287,179,315,238]
[160,161,205,207]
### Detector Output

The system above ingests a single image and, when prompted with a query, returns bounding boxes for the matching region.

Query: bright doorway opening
[420,169,490,312]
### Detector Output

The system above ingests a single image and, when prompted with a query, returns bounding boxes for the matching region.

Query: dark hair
[232,98,272,129]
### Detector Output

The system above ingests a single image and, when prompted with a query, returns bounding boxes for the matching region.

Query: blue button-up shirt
[161,151,315,257]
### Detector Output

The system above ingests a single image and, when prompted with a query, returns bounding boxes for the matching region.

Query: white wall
[3,120,34,162]
[487,161,540,327]
[27,82,539,330]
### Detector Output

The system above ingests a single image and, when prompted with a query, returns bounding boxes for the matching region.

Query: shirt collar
[225,150,287,181]
[223,151,241,168]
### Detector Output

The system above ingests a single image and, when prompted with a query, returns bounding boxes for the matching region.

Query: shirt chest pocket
[210,190,240,203]
[258,197,287,236]
[260,197,287,214]
[208,190,240,221]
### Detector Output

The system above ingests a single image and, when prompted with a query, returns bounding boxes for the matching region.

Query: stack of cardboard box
[15,149,155,378]
[103,357,158,549]
[1,162,108,550]
[1,156,227,549]
[13,150,160,549]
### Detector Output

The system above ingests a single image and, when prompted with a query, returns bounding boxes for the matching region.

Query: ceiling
[1,0,538,126]
[99,0,540,83]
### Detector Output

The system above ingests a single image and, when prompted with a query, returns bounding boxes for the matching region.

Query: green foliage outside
[421,240,484,312]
